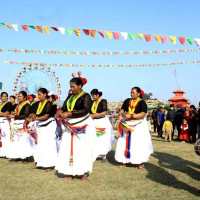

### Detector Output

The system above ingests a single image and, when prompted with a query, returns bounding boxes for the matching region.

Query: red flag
[144,34,151,42]
[98,30,104,38]
[178,37,185,45]
[113,32,120,40]
[51,27,59,31]
[82,29,89,35]
[21,25,28,32]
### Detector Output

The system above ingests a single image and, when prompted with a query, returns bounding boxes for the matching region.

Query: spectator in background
[167,104,175,139]
[174,106,183,139]
[151,107,158,133]
[197,102,200,139]
[147,115,152,137]
[157,107,165,138]
[190,105,198,143]
[162,116,173,142]
[179,118,189,143]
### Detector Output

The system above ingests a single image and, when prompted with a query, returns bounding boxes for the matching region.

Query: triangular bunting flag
[58,27,65,34]
[66,28,73,36]
[169,36,176,44]
[144,34,151,42]
[12,24,18,32]
[187,38,194,45]
[105,31,112,39]
[28,25,36,29]
[83,29,89,36]
[21,25,28,32]
[5,24,12,29]
[137,33,143,40]
[89,30,96,38]
[74,29,80,36]
[129,33,136,41]
[153,35,161,42]
[35,26,43,33]
[178,37,185,45]
[98,30,104,38]
[195,39,200,46]
[121,32,128,40]
[0,23,5,26]
[161,36,168,44]
[113,32,120,40]
[43,26,50,34]
[51,27,59,31]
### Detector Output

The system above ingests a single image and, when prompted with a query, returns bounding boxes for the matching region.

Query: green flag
[128,33,136,41]
[187,38,194,45]
[0,23,5,26]
[66,28,73,36]
[0,82,3,90]
[28,25,36,29]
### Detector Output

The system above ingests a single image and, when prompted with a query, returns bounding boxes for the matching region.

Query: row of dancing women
[0,72,153,181]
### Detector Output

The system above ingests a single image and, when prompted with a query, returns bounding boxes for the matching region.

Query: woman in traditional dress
[55,72,96,181]
[48,94,58,118]
[115,87,153,169]
[0,92,12,157]
[27,88,57,170]
[28,94,36,106]
[7,91,33,162]
[10,95,17,112]
[90,89,115,163]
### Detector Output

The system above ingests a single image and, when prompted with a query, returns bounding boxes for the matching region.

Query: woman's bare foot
[64,176,72,180]
[119,164,126,168]
[81,174,89,182]
[138,163,145,169]
[30,165,37,169]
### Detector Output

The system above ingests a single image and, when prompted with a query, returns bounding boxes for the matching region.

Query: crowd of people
[0,72,153,181]
[151,104,200,143]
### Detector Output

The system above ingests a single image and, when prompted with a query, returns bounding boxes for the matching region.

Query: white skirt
[115,118,153,164]
[0,117,11,157]
[30,118,57,168]
[56,115,96,176]
[6,120,34,159]
[93,116,115,158]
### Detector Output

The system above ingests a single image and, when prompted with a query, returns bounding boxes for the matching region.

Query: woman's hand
[9,114,15,119]
[60,112,71,119]
[90,114,97,119]
[124,113,132,119]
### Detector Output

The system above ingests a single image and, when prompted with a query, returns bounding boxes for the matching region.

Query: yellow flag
[43,26,50,34]
[5,24,12,29]
[74,29,80,36]
[136,33,143,40]
[105,31,112,39]
[153,35,161,43]
[169,36,176,44]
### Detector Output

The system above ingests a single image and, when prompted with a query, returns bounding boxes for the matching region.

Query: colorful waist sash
[56,117,88,166]
[118,120,142,159]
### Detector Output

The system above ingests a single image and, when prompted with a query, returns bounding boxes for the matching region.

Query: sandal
[44,168,53,172]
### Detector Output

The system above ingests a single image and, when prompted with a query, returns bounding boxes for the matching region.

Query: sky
[0,0,200,105]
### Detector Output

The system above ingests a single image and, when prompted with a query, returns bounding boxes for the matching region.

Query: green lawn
[0,133,200,200]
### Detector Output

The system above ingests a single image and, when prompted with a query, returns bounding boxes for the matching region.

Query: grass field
[0,133,200,200]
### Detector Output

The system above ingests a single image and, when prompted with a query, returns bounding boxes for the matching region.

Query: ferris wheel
[12,65,61,99]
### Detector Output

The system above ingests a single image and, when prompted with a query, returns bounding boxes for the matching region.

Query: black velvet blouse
[61,93,92,118]
[121,99,147,114]
[90,99,107,113]
[50,104,57,117]
[15,104,30,120]
[0,102,12,113]
[31,101,52,117]
[11,104,17,112]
